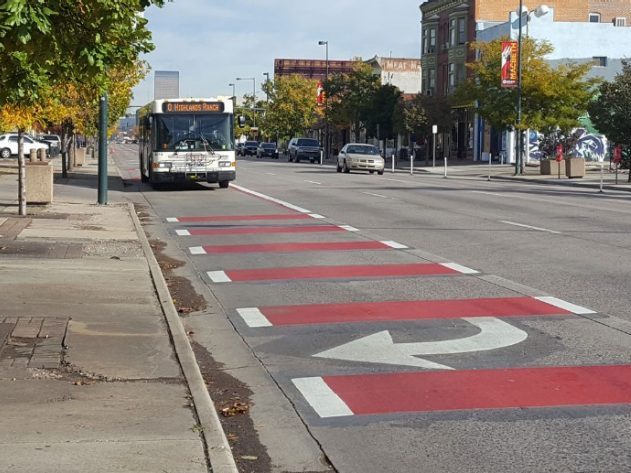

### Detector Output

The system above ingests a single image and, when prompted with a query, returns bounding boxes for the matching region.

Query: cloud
[133,0,423,102]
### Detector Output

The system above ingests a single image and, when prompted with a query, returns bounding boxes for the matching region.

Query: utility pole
[98,94,108,205]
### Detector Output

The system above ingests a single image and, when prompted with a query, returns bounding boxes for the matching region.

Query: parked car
[337,143,385,175]
[243,140,259,156]
[256,142,279,159]
[0,133,48,159]
[38,134,62,156]
[288,137,321,163]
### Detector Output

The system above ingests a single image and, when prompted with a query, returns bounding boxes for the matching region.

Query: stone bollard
[37,148,47,162]
[74,147,86,166]
[29,148,37,162]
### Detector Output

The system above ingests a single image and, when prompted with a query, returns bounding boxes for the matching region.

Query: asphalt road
[113,145,631,473]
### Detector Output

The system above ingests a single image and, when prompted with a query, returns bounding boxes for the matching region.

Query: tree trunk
[17,129,26,216]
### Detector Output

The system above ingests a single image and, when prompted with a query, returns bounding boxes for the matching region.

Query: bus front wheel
[219,181,230,189]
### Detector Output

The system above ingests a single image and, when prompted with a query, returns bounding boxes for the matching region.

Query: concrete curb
[127,202,239,473]
[490,174,631,192]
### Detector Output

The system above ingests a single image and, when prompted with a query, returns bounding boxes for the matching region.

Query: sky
[131,0,426,105]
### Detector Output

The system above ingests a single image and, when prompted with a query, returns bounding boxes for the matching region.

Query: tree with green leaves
[455,37,596,148]
[588,60,631,179]
[259,75,321,143]
[0,0,166,214]
[326,63,380,141]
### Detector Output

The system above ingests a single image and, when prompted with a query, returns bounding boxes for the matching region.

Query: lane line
[305,180,322,185]
[362,192,388,199]
[440,262,479,274]
[292,377,354,418]
[207,271,232,283]
[166,217,179,223]
[339,225,359,232]
[500,220,562,234]
[235,307,272,327]
[175,229,191,236]
[382,178,413,184]
[382,240,408,249]
[231,183,312,213]
[309,213,326,219]
[189,246,206,255]
[534,296,596,315]
[471,190,503,197]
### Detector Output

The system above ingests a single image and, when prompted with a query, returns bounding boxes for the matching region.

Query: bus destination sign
[162,102,225,113]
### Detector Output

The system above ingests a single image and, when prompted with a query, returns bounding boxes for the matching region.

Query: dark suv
[288,137,321,163]
[243,140,259,156]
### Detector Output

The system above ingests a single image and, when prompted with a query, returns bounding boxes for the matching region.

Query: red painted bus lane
[189,240,407,255]
[167,213,312,223]
[292,365,631,417]
[208,262,475,283]
[178,224,347,236]
[236,296,590,327]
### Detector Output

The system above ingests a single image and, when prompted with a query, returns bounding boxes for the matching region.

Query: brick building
[419,0,631,161]
[274,59,357,81]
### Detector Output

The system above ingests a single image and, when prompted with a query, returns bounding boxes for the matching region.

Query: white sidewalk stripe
[441,262,479,274]
[339,225,359,232]
[207,271,232,283]
[236,307,272,327]
[232,183,312,213]
[189,246,206,255]
[292,377,354,418]
[535,296,596,315]
[309,213,326,219]
[382,240,408,249]
[175,229,191,236]
[166,217,179,223]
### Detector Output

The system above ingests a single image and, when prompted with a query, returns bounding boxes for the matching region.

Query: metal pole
[515,0,524,176]
[444,157,448,178]
[599,163,604,193]
[325,42,329,162]
[488,151,492,181]
[263,72,270,104]
[391,154,395,174]
[98,94,108,205]
[410,151,414,175]
[252,78,256,128]
[433,132,436,167]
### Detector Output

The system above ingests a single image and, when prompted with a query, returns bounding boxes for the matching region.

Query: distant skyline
[132,1,425,105]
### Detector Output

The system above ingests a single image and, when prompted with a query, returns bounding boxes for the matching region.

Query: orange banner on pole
[501,41,518,88]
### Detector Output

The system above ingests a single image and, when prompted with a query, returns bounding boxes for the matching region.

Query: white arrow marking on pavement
[314,317,528,369]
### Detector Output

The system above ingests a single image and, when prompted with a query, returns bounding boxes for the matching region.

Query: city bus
[137,97,236,188]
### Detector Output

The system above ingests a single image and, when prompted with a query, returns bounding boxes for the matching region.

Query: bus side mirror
[238,116,246,127]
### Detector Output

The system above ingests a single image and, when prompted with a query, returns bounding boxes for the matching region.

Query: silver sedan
[336,143,385,174]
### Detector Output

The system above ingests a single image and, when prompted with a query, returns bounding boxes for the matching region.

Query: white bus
[137,97,236,188]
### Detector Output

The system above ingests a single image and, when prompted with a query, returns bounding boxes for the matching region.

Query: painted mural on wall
[527,116,609,163]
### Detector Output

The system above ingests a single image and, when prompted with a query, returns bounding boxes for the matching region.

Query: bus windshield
[154,113,233,152]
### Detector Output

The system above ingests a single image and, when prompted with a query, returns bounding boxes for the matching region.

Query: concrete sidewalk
[0,156,235,472]
[392,158,631,192]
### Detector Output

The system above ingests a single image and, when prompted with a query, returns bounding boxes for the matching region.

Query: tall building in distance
[154,70,179,100]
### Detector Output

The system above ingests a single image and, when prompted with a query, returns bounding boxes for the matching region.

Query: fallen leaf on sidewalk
[240,455,258,461]
[221,401,250,417]
[178,307,194,314]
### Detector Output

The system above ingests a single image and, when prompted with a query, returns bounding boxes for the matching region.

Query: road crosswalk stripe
[189,241,403,255]
[292,377,354,418]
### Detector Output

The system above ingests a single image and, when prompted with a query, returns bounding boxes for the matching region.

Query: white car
[337,143,385,174]
[0,133,48,158]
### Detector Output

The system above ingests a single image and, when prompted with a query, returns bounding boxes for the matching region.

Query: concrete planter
[565,157,585,178]
[73,147,86,167]
[540,159,565,176]
[26,161,53,204]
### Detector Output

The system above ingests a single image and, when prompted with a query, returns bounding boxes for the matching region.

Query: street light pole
[263,72,270,104]
[236,77,256,127]
[318,40,329,161]
[515,0,524,176]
